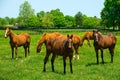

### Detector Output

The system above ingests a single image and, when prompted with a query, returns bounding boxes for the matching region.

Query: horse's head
[93,30,101,42]
[66,34,73,49]
[37,45,41,53]
[5,28,11,38]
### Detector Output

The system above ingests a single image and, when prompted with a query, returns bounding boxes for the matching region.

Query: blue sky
[0,0,104,18]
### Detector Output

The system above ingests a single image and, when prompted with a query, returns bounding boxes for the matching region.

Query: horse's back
[47,35,66,55]
[72,34,81,44]
[82,32,93,40]
[107,34,117,44]
[18,33,30,43]
[44,32,61,41]
[101,34,116,48]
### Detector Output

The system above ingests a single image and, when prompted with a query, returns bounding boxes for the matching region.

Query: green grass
[0,30,120,80]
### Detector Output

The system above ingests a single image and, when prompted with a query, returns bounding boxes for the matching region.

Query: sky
[0,0,104,18]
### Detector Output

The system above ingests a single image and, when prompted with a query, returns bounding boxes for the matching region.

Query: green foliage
[19,1,35,27]
[37,11,45,18]
[26,15,40,27]
[82,15,101,29]
[65,15,75,28]
[74,11,83,27]
[9,18,16,25]
[0,1,101,29]
[0,17,9,26]
[41,12,54,28]
[50,9,66,28]
[101,0,120,30]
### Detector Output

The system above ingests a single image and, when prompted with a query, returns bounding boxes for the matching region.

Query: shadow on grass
[42,70,66,75]
[54,71,65,75]
[0,56,23,60]
[86,62,111,67]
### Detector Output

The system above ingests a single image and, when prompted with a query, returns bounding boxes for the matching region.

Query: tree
[50,9,65,28]
[26,15,40,27]
[65,15,75,28]
[9,18,16,25]
[19,1,35,27]
[74,11,83,28]
[37,11,45,18]
[41,12,54,28]
[0,18,8,26]
[37,11,45,27]
[101,0,120,30]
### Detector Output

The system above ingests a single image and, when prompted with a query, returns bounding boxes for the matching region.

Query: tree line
[0,0,120,30]
[0,1,101,29]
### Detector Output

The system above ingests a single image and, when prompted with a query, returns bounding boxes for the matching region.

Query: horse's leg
[15,47,18,59]
[74,45,79,60]
[63,56,66,74]
[27,42,30,56]
[87,39,91,47]
[11,46,14,59]
[95,49,99,64]
[51,54,56,72]
[43,52,51,72]
[69,55,73,74]
[24,46,27,57]
[100,49,104,64]
[109,48,114,63]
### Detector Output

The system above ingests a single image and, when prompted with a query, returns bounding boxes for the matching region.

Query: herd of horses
[4,28,117,74]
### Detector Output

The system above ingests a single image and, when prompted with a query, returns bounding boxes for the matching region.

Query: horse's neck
[9,32,16,40]
[37,38,45,48]
[97,34,103,42]
[81,36,86,43]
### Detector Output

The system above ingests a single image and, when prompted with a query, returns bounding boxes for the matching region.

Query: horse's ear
[8,27,11,31]
[71,34,73,38]
[67,34,69,38]
[93,30,95,33]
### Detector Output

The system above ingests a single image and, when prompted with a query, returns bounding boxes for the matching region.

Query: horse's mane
[97,33,103,42]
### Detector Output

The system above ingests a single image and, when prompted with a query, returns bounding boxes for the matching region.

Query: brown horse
[72,34,82,59]
[36,32,61,53]
[93,30,117,64]
[82,31,102,47]
[5,28,31,59]
[43,34,74,74]
[37,33,82,60]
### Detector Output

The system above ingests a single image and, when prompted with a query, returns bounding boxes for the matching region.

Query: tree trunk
[113,26,115,31]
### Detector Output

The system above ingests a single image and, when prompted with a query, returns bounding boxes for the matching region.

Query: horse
[82,31,102,47]
[43,34,74,74]
[92,30,117,64]
[36,32,61,53]
[37,33,82,60]
[72,34,83,59]
[5,28,31,59]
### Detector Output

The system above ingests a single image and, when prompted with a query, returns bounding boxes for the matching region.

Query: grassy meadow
[0,29,120,80]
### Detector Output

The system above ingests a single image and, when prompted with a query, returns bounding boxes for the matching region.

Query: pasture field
[0,29,120,80]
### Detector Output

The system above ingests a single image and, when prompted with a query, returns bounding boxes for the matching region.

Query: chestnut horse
[36,32,61,53]
[43,34,74,74]
[37,33,82,60]
[71,34,82,59]
[5,28,31,59]
[93,30,117,64]
[82,31,102,47]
